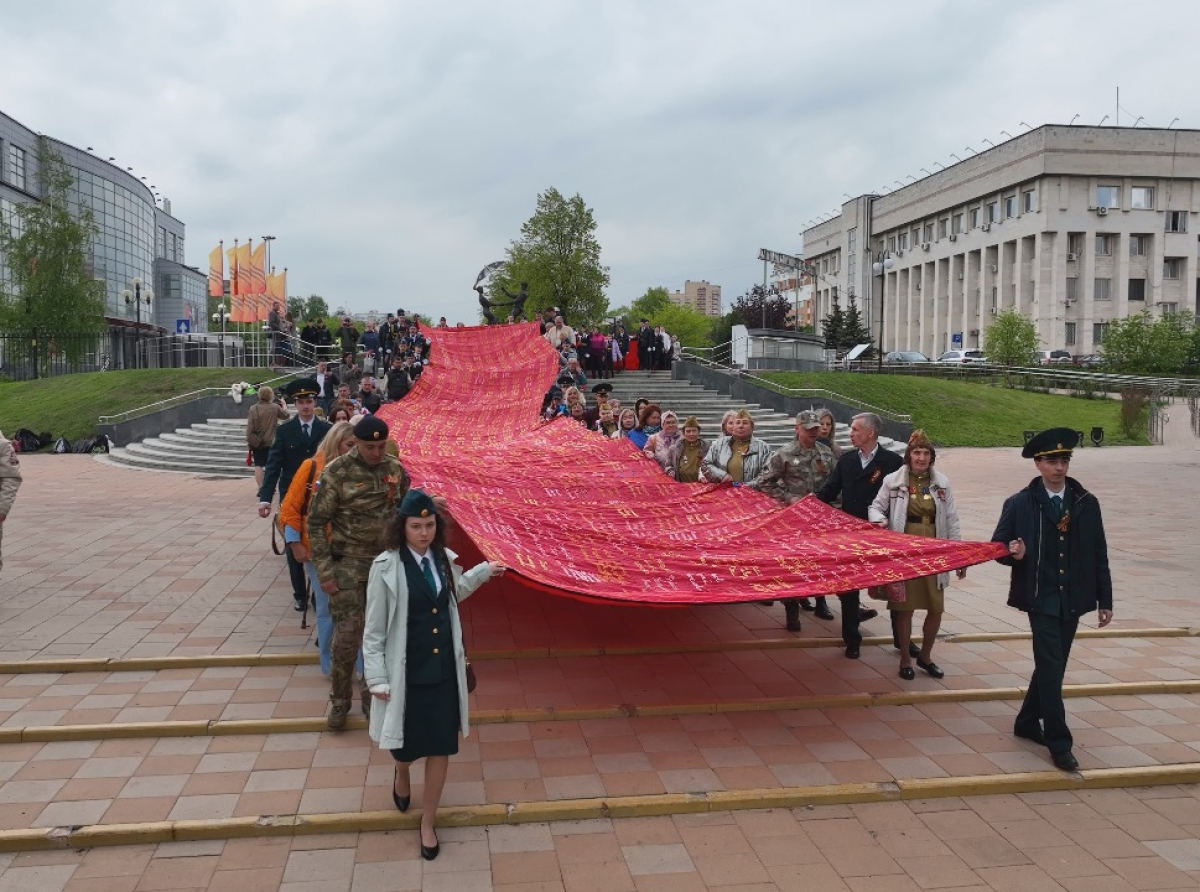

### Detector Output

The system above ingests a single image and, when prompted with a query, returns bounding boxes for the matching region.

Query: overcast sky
[4,0,1199,323]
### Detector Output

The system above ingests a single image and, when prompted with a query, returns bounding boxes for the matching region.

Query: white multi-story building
[801,126,1200,357]
[669,279,722,316]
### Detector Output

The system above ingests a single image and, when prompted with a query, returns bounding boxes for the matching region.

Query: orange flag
[236,242,255,318]
[249,241,269,320]
[208,243,224,297]
[227,242,244,321]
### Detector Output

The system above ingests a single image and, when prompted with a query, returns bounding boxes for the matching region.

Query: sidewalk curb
[1,678,1197,744]
[2,763,1197,852]
[0,627,1190,675]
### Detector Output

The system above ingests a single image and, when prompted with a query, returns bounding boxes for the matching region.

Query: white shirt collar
[858,444,878,467]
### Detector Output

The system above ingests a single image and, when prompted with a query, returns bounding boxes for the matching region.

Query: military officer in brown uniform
[308,415,410,729]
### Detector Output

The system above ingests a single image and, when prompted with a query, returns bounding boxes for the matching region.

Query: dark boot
[784,601,802,632]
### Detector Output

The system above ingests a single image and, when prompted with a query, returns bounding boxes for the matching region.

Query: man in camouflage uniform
[755,410,834,632]
[307,415,409,729]
[0,429,22,574]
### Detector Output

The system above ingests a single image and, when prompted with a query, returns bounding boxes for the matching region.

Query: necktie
[1050,494,1063,519]
[302,423,310,439]
[421,556,437,593]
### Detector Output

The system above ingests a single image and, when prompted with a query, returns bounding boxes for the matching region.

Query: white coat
[363,548,491,751]
[867,466,962,591]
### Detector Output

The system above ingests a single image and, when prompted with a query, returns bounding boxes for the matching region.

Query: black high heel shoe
[392,766,410,813]
[420,829,439,861]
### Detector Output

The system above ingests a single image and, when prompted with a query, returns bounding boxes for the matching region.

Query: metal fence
[0,328,344,379]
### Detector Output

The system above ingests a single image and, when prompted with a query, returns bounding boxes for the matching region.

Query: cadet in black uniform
[991,428,1114,771]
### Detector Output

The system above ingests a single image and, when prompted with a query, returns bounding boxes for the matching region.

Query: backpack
[54,437,71,454]
[13,428,47,453]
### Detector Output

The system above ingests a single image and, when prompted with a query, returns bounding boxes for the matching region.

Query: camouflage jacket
[307,448,409,583]
[755,439,833,505]
[0,432,21,516]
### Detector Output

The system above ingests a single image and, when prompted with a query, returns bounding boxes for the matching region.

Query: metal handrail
[877,362,1200,395]
[98,368,311,424]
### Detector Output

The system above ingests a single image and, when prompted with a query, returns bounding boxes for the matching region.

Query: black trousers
[1016,611,1079,754]
[285,547,307,601]
[838,591,861,647]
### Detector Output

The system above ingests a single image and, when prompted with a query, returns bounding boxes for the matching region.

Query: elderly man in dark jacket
[817,412,903,658]
[991,427,1113,771]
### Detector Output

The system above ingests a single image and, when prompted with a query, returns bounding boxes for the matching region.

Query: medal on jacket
[1057,510,1070,533]
[870,469,881,484]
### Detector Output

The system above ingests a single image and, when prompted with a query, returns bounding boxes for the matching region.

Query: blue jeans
[304,561,363,676]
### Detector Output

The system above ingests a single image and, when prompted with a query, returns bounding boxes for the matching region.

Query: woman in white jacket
[868,431,965,681]
[363,489,504,860]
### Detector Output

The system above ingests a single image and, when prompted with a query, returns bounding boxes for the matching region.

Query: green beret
[397,488,437,518]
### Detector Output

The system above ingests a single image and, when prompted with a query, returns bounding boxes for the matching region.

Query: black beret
[354,415,390,441]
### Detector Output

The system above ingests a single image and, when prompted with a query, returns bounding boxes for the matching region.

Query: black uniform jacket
[991,476,1113,617]
[817,446,903,519]
[258,416,331,504]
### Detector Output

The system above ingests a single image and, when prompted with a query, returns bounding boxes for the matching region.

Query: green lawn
[0,369,254,441]
[760,372,1144,447]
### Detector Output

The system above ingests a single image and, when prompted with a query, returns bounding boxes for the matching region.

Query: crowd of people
[242,312,1114,856]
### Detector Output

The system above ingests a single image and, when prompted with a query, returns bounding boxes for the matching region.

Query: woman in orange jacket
[280,421,356,674]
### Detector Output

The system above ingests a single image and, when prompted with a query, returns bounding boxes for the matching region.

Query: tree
[650,303,713,348]
[288,294,329,321]
[822,299,845,350]
[983,309,1039,366]
[730,285,791,330]
[841,294,874,354]
[492,188,610,326]
[709,311,738,348]
[1101,310,1195,374]
[0,138,106,362]
[628,286,670,324]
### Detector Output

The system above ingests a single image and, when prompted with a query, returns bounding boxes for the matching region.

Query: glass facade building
[0,109,207,331]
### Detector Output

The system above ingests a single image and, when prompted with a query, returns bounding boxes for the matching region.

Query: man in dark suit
[257,379,332,610]
[991,428,1113,771]
[818,412,904,658]
[636,319,656,369]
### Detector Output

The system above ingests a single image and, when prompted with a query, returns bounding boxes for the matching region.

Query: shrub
[1119,387,1150,439]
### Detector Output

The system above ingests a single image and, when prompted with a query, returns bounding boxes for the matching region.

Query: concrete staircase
[101,371,903,477]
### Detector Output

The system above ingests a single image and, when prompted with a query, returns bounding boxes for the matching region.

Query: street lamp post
[872,254,894,371]
[212,302,231,367]
[121,277,154,369]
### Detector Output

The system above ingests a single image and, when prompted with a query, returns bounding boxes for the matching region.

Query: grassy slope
[0,369,251,441]
[760,372,1144,447]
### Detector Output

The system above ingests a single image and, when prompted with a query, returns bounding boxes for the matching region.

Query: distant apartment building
[669,279,722,316]
[801,125,1200,358]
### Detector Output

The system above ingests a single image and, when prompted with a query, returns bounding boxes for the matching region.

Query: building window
[937,219,948,239]
[1005,197,1017,218]
[1129,235,1148,256]
[1131,187,1155,209]
[848,255,857,280]
[1164,258,1182,279]
[952,213,963,234]
[969,208,980,228]
[923,223,933,243]
[1066,278,1078,301]
[911,228,920,247]
[1065,322,1076,346]
[887,236,895,253]
[1128,278,1146,301]
[1095,234,1114,256]
[821,258,828,274]
[1094,322,1109,344]
[1162,302,1179,315]
[1096,185,1120,209]
[1023,190,1036,213]
[1094,278,1111,300]
[898,232,908,250]
[5,145,27,191]
[1068,233,1084,255]
[987,203,998,223]
[847,228,856,253]
[1166,211,1187,233]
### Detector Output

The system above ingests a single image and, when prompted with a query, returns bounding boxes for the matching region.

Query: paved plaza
[0,440,1198,891]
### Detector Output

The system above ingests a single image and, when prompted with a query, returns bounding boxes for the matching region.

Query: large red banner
[376,323,1007,605]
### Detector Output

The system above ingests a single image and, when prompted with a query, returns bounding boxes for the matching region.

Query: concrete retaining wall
[99,394,249,446]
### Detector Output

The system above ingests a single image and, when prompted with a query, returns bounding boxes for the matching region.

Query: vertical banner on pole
[227,241,243,322]
[208,243,224,297]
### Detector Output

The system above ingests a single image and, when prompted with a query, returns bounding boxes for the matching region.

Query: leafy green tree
[628,286,670,323]
[0,138,106,363]
[649,303,713,348]
[492,188,610,326]
[983,309,1040,366]
[288,294,329,321]
[1101,310,1195,374]
[709,311,738,347]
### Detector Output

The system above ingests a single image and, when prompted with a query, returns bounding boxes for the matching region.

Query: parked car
[883,351,931,365]
[936,349,987,364]
[1038,350,1074,366]
[1074,354,1106,369]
